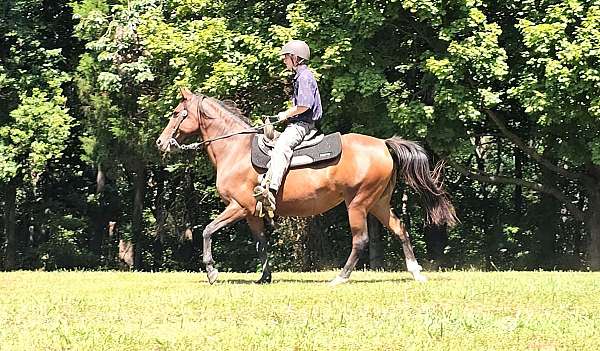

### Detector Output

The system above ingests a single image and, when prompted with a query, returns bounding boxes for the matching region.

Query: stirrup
[253,186,276,218]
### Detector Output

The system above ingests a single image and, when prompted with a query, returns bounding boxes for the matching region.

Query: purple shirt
[291,65,322,123]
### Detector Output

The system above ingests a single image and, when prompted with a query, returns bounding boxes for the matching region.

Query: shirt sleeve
[294,74,316,109]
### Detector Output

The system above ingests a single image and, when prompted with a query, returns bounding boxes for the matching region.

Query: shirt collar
[294,64,308,80]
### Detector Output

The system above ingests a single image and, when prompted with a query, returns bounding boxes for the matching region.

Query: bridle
[167,95,285,151]
[167,95,207,150]
[169,109,188,139]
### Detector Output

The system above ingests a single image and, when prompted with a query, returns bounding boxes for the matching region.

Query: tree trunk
[107,221,117,266]
[584,166,600,270]
[574,192,586,255]
[533,165,559,268]
[424,225,448,270]
[0,185,4,257]
[118,238,134,269]
[484,196,503,270]
[4,178,17,270]
[586,204,600,271]
[132,161,146,270]
[302,216,319,271]
[96,162,106,194]
[152,176,166,271]
[368,214,384,270]
[90,162,107,257]
[513,147,524,215]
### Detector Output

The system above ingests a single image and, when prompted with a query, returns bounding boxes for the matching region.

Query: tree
[384,0,600,269]
[0,0,75,270]
[73,0,166,268]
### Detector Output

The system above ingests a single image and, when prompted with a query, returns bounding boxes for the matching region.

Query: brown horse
[156,88,457,285]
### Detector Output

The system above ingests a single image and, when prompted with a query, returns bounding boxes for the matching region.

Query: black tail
[385,137,458,227]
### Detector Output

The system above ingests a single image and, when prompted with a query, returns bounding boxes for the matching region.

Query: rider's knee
[274,144,294,155]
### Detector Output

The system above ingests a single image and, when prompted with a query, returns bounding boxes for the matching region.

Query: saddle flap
[251,132,342,170]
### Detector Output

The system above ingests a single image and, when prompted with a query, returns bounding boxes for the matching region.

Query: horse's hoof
[207,269,219,285]
[328,276,349,287]
[255,272,272,284]
[412,272,427,282]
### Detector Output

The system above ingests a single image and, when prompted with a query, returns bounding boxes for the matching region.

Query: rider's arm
[278,105,309,121]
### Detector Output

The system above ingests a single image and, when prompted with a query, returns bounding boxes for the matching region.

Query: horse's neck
[204,133,252,170]
[200,102,253,169]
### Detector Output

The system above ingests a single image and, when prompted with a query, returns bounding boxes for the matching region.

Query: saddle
[251,130,342,170]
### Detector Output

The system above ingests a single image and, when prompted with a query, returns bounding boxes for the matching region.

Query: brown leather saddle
[251,129,342,170]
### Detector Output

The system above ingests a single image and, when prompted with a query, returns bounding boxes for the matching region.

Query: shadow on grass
[213,276,442,284]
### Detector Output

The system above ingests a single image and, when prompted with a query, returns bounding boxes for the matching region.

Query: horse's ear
[180,87,193,100]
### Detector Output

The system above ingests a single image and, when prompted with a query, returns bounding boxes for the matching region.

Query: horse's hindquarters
[274,134,394,217]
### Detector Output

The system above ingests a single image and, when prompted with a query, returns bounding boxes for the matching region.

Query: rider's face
[281,54,294,70]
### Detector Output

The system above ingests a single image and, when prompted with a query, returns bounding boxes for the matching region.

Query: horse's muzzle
[155,137,171,153]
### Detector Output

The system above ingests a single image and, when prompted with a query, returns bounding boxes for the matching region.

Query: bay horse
[156,88,457,285]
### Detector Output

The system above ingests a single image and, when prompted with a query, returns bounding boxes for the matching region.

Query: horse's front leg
[202,201,246,284]
[246,216,271,284]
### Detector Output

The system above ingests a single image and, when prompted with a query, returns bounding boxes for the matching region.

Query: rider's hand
[277,112,287,121]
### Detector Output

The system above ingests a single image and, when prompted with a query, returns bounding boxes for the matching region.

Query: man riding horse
[155,39,457,285]
[266,40,323,211]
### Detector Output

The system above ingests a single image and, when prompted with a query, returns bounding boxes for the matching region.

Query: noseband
[167,95,206,149]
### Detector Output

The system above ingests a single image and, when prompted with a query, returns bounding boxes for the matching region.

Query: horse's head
[156,88,203,153]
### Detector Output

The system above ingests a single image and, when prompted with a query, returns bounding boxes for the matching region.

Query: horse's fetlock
[353,237,369,251]
[203,255,214,266]
[406,259,422,272]
[202,227,213,239]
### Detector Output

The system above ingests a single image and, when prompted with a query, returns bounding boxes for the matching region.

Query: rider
[268,40,323,205]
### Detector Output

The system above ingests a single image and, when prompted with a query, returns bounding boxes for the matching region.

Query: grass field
[1,271,599,350]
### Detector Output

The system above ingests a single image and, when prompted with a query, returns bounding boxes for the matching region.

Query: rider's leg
[268,121,312,194]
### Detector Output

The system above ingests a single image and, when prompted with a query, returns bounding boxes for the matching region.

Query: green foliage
[508,2,600,165]
[0,89,74,182]
[38,218,98,270]
[0,0,75,184]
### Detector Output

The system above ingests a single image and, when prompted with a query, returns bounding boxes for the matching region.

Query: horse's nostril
[156,138,162,146]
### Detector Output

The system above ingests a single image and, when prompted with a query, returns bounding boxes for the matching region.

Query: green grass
[1,271,599,350]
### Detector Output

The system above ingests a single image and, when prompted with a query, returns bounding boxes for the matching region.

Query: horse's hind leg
[246,216,271,284]
[370,200,427,282]
[330,205,369,286]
